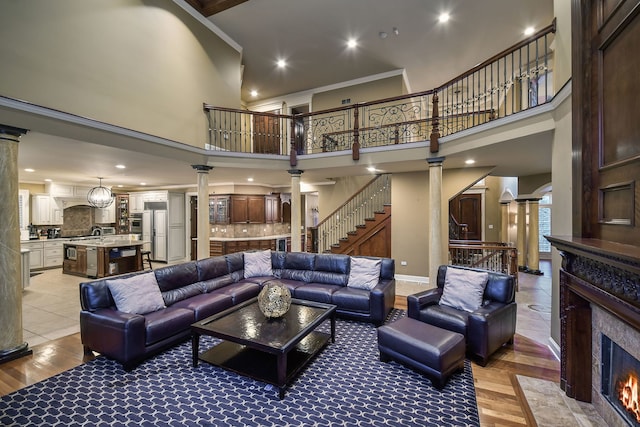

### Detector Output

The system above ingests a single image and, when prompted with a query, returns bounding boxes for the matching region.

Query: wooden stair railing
[310,174,391,254]
[449,240,518,289]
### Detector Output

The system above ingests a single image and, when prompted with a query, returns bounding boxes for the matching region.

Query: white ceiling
[14,0,555,190]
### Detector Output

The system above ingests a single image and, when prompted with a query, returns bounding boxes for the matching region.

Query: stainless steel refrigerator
[142,202,167,262]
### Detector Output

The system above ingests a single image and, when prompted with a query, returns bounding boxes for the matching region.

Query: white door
[142,210,152,255]
[154,210,167,262]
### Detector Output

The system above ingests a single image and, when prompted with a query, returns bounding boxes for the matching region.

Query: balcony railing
[449,240,519,288]
[203,19,556,157]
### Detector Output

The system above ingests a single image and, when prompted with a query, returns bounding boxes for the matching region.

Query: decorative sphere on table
[258,281,292,318]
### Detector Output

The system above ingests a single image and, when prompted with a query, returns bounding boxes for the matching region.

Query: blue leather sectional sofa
[79,251,396,370]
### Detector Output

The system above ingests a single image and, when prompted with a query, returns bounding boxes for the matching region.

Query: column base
[0,342,33,365]
[523,267,543,276]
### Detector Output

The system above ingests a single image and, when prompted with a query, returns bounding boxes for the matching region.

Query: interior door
[449,193,482,240]
[154,210,168,262]
[253,114,280,154]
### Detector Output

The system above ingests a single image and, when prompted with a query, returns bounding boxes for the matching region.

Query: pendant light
[87,177,114,208]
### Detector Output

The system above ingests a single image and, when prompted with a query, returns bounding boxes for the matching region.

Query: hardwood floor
[3,277,559,427]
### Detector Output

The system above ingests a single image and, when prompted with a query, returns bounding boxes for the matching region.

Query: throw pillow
[244,249,273,278]
[106,271,166,315]
[347,257,382,290]
[439,267,489,312]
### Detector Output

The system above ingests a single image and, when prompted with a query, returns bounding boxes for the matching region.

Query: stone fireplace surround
[547,236,640,427]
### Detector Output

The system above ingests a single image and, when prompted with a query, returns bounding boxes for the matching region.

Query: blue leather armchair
[407,265,517,366]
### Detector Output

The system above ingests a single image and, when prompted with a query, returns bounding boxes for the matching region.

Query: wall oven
[129,214,142,234]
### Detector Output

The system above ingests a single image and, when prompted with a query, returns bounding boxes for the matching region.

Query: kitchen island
[63,239,148,278]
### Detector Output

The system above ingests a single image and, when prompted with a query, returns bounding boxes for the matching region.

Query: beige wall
[312,76,405,111]
[392,167,493,278]
[312,176,374,220]
[483,176,502,242]
[553,0,572,90]
[0,1,241,148]
[518,173,552,195]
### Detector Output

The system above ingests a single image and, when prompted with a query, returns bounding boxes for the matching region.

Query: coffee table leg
[330,313,336,343]
[277,353,287,400]
[192,333,200,367]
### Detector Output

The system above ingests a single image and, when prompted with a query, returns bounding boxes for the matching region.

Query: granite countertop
[64,239,149,248]
[207,234,290,241]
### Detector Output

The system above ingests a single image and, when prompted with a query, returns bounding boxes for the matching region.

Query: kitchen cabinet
[265,195,280,223]
[95,202,116,224]
[31,194,62,225]
[19,189,29,231]
[46,183,74,197]
[22,241,44,269]
[209,238,276,256]
[129,193,144,214]
[209,195,230,224]
[230,195,265,224]
[43,240,64,268]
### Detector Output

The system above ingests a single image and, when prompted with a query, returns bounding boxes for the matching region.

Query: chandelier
[87,177,114,208]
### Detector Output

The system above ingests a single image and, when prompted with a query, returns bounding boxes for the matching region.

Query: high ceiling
[14,0,555,190]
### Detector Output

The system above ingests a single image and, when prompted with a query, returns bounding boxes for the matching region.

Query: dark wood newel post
[430,93,440,153]
[289,115,297,166]
[352,105,360,161]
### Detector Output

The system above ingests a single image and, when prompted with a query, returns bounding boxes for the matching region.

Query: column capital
[287,169,304,176]
[191,164,213,172]
[515,197,542,203]
[0,124,28,141]
[426,156,446,165]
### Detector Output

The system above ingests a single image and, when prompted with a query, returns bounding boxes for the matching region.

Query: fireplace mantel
[547,235,640,403]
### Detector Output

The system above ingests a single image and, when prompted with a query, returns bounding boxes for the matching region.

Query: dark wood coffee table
[191,297,336,399]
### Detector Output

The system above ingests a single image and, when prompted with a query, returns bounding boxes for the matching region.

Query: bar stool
[141,250,153,270]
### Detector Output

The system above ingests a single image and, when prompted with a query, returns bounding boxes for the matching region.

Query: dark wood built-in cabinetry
[209,238,280,257]
[209,194,281,225]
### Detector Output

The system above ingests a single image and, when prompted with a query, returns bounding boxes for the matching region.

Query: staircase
[310,174,391,257]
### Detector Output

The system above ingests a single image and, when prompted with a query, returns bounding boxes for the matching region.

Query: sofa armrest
[80,308,146,365]
[407,288,441,319]
[370,278,396,325]
[467,301,517,362]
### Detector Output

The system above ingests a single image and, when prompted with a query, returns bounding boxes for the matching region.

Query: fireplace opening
[602,335,640,426]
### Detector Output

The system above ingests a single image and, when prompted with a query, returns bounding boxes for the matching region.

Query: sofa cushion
[171,292,233,321]
[106,272,166,315]
[332,287,370,313]
[244,249,273,278]
[347,257,382,290]
[144,307,195,345]
[309,254,349,286]
[196,256,229,282]
[439,267,488,312]
[161,282,203,306]
[199,275,235,293]
[219,281,261,304]
[294,284,341,304]
[154,262,199,292]
[278,252,316,282]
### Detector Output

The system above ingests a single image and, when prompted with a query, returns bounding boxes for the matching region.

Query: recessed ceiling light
[465,159,476,165]
[524,26,535,36]
[117,184,123,188]
[277,59,286,68]
[24,168,35,172]
[247,177,254,182]
[250,90,258,97]
[367,166,377,172]
[140,182,147,186]
[347,38,357,49]
[438,13,450,23]
[379,31,388,39]
[115,164,126,169]
[44,178,52,182]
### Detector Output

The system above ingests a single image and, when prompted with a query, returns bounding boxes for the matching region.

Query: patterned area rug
[0,310,479,426]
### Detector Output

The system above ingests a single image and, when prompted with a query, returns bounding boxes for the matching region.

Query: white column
[192,165,213,260]
[288,169,304,252]
[0,125,32,364]
[515,199,527,271]
[427,157,445,284]
[526,198,542,274]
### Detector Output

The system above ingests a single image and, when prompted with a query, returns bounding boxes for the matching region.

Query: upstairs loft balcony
[204,20,557,162]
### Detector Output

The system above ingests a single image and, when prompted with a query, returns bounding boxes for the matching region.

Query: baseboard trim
[548,336,561,361]
[394,274,429,284]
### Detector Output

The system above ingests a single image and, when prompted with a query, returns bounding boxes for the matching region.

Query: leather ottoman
[377,316,465,389]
